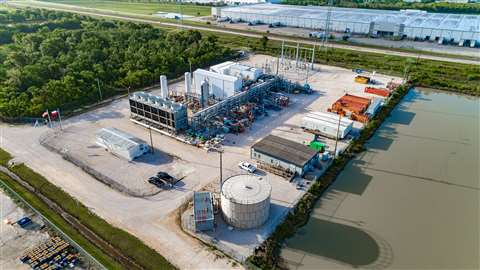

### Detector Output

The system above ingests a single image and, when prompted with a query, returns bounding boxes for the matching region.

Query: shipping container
[365,87,390,97]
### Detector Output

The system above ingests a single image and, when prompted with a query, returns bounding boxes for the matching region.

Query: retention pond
[281,88,479,269]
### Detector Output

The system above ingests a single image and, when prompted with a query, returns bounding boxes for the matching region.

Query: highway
[7,0,480,65]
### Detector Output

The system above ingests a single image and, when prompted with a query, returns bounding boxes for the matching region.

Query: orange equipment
[364,87,390,97]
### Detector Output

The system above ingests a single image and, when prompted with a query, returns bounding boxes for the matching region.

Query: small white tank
[160,75,168,99]
[221,175,271,229]
[184,72,192,94]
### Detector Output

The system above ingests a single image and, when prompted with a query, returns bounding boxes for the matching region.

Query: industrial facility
[129,91,188,133]
[216,4,480,46]
[128,62,307,147]
[220,175,271,229]
[251,134,319,177]
[301,111,354,139]
[95,127,150,161]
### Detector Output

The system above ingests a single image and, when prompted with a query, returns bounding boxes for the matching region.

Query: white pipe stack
[160,75,168,99]
[184,72,192,95]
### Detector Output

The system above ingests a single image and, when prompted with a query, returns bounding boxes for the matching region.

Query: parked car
[148,176,165,188]
[238,161,256,173]
[157,171,175,183]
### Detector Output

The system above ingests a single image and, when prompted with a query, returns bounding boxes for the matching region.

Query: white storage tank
[221,174,271,229]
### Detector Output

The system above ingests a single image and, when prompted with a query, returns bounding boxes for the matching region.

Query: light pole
[96,78,103,101]
[333,113,342,158]
[148,126,154,154]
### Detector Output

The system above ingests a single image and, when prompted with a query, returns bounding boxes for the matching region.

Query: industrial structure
[95,128,150,161]
[128,62,308,148]
[193,192,215,232]
[217,4,480,46]
[301,111,353,139]
[129,91,188,132]
[193,69,242,100]
[251,134,319,177]
[220,175,271,229]
[210,61,264,82]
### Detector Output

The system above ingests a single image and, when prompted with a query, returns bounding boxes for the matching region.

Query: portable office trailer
[193,69,242,100]
[96,128,150,161]
[301,112,353,139]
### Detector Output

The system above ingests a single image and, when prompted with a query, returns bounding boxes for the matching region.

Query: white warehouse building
[301,112,354,139]
[96,128,150,161]
[218,4,480,46]
[193,68,242,100]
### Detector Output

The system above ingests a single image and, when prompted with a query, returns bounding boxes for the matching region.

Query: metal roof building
[193,192,215,232]
[301,111,354,139]
[95,128,150,161]
[219,4,480,45]
[251,134,319,176]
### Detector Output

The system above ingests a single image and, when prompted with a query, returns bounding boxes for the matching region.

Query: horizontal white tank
[221,174,271,229]
[301,111,353,139]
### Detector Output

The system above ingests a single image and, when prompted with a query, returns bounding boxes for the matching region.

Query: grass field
[40,0,211,16]
[0,148,175,270]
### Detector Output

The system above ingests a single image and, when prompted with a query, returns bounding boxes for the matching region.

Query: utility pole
[57,108,63,130]
[46,109,52,128]
[219,150,223,192]
[323,0,333,50]
[96,78,103,101]
[148,126,154,154]
[333,113,342,158]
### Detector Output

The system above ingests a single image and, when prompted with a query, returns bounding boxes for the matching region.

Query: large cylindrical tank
[221,175,271,229]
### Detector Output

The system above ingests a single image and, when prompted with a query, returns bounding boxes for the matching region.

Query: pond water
[281,88,479,269]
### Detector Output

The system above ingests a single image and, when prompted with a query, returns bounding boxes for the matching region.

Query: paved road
[7,0,480,66]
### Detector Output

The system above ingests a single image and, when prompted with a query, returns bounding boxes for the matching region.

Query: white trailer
[301,112,353,139]
[96,128,150,161]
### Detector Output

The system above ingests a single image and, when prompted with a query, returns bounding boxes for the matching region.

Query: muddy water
[281,88,479,269]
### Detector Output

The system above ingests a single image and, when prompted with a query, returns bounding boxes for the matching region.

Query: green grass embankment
[247,84,411,269]
[40,0,211,16]
[0,148,176,270]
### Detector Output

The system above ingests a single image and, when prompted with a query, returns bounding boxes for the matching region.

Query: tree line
[281,0,480,14]
[0,9,232,117]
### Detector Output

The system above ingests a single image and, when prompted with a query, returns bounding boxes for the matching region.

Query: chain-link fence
[0,179,107,270]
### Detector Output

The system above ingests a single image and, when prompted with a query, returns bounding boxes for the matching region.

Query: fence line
[0,179,107,270]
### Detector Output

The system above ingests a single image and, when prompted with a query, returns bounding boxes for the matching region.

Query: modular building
[219,4,480,46]
[129,92,188,132]
[301,111,354,139]
[210,61,263,82]
[194,192,215,232]
[193,69,242,100]
[96,128,150,161]
[221,174,271,229]
[251,134,319,176]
